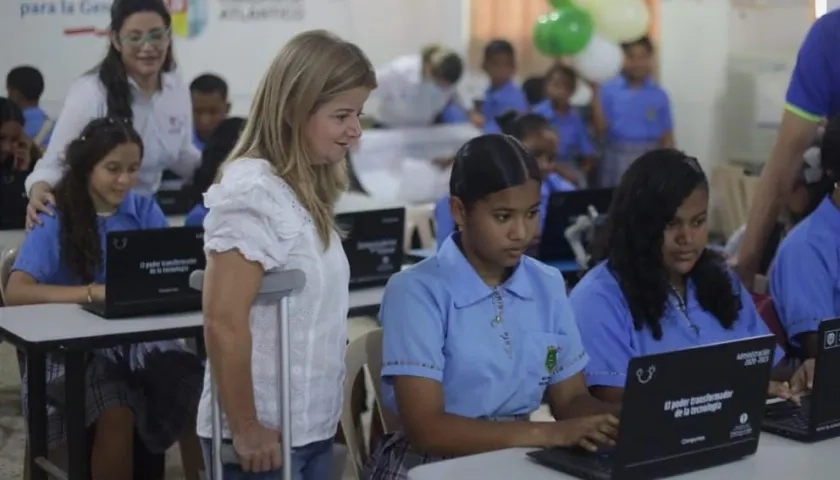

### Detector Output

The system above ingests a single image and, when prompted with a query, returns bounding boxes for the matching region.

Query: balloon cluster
[533,0,650,82]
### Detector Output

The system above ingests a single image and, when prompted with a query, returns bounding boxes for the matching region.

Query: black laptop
[0,172,28,230]
[81,227,205,319]
[154,170,193,215]
[528,335,776,480]
[762,317,840,442]
[538,188,613,263]
[336,207,405,290]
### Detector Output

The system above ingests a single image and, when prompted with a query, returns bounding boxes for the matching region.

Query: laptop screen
[812,318,840,430]
[538,188,613,262]
[0,172,28,230]
[337,207,405,289]
[617,335,775,468]
[105,227,205,303]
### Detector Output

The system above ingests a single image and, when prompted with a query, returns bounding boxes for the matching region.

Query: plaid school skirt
[21,340,204,453]
[364,415,527,480]
[597,140,659,188]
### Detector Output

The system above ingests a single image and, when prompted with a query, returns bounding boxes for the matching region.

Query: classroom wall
[0,0,466,116]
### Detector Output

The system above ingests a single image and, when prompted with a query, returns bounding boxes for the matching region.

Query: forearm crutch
[190,269,307,480]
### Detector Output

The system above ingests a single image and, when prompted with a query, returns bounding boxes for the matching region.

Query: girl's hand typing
[550,414,619,452]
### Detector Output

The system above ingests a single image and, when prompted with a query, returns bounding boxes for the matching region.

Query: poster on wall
[2,0,350,115]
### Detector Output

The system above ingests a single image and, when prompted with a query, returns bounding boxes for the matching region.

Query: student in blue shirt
[770,115,840,359]
[476,40,529,133]
[367,134,618,479]
[4,117,204,479]
[6,65,54,149]
[434,113,576,248]
[593,37,673,188]
[569,149,813,404]
[183,116,245,227]
[189,74,230,151]
[533,64,596,185]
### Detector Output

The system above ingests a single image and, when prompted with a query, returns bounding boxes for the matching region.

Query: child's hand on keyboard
[553,414,619,452]
[767,380,793,401]
[790,359,815,396]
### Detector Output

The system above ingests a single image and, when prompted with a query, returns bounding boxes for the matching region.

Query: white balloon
[572,35,623,84]
[591,0,650,44]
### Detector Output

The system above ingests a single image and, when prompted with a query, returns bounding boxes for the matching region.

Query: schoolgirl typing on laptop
[770,115,840,360]
[4,118,204,479]
[568,149,814,404]
[366,135,618,480]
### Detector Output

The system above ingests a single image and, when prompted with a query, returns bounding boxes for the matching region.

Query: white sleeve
[202,159,305,271]
[167,79,202,179]
[25,76,104,194]
[372,66,438,128]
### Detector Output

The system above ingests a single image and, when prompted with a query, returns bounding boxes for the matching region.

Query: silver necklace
[668,286,699,336]
[491,287,513,358]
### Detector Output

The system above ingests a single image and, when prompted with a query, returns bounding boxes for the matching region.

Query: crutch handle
[218,443,284,466]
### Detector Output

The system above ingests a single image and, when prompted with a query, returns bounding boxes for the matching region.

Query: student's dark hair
[430,51,464,85]
[97,0,174,121]
[54,118,143,283]
[496,111,549,140]
[807,115,840,217]
[621,35,654,54]
[483,39,515,62]
[6,66,45,102]
[545,63,578,91]
[593,148,741,340]
[0,97,25,126]
[191,117,245,204]
[522,76,545,106]
[190,73,229,99]
[450,134,542,208]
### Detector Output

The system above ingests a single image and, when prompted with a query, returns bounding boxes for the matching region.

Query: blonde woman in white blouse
[197,30,377,478]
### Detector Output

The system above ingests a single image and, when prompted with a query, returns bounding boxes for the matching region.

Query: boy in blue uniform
[594,36,673,188]
[5,118,204,479]
[476,39,529,133]
[770,115,840,359]
[6,66,54,149]
[533,64,596,185]
[367,134,617,480]
[569,149,812,404]
[189,73,230,151]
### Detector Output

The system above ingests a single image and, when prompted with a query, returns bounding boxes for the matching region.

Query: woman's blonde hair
[222,30,376,247]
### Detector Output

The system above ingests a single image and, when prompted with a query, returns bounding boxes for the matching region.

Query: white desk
[0,284,386,480]
[407,434,840,479]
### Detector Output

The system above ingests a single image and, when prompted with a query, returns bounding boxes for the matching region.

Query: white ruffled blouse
[195,158,350,447]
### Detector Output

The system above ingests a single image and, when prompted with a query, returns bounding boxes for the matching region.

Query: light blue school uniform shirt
[379,235,589,418]
[599,75,673,143]
[532,101,595,162]
[433,174,575,249]
[770,196,840,344]
[22,107,53,146]
[184,203,209,227]
[482,81,529,134]
[12,192,168,285]
[569,261,785,389]
[438,100,470,124]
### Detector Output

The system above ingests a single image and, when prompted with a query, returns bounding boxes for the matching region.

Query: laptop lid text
[338,208,405,288]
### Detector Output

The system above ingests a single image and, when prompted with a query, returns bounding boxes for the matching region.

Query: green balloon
[548,0,572,8]
[538,6,594,56]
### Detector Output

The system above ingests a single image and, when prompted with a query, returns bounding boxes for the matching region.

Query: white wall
[0,0,466,116]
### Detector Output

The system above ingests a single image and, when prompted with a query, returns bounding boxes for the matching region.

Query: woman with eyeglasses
[23,0,201,229]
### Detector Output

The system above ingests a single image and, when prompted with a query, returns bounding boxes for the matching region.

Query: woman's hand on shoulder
[26,181,55,230]
[547,414,619,452]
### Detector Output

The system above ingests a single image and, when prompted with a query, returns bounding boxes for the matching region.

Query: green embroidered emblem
[545,346,558,373]
[646,108,657,121]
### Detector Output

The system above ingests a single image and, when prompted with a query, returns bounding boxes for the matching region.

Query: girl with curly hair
[569,149,813,404]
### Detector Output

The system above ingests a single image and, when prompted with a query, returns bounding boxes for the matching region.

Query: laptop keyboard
[556,447,613,475]
[765,397,811,430]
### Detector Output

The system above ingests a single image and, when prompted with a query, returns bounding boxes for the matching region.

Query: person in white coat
[24,0,200,229]
[371,45,464,128]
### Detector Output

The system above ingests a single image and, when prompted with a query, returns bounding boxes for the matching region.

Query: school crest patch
[545,346,559,374]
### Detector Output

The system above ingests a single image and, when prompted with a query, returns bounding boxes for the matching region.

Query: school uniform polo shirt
[786,9,840,122]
